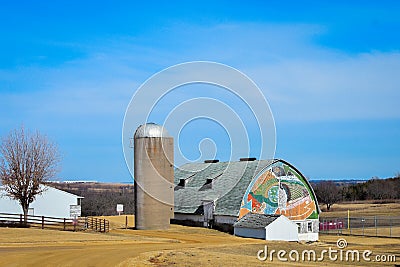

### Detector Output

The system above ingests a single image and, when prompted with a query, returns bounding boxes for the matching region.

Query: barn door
[202,200,214,228]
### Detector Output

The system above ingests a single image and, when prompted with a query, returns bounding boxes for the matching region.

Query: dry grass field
[0,223,398,266]
[97,215,135,229]
[0,202,399,267]
[319,201,400,218]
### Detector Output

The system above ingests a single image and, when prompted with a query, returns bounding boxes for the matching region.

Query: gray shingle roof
[233,213,281,229]
[174,159,276,216]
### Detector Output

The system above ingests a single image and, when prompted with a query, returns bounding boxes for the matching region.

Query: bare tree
[313,180,341,211]
[367,177,397,200]
[0,126,60,223]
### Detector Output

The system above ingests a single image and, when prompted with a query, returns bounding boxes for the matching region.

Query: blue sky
[1,1,399,182]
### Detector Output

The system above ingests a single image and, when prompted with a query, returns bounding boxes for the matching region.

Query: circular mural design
[239,161,318,220]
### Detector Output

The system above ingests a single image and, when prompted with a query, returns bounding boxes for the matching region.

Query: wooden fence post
[125,216,128,229]
[63,218,66,231]
[42,216,44,229]
[20,214,22,225]
[80,217,108,233]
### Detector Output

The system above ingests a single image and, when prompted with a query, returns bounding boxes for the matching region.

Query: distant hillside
[310,179,369,186]
[47,182,135,216]
[47,182,133,194]
[311,176,400,203]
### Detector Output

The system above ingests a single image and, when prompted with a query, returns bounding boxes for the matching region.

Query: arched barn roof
[174,159,320,220]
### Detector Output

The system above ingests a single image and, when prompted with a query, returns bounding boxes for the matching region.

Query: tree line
[49,182,135,216]
[312,175,400,211]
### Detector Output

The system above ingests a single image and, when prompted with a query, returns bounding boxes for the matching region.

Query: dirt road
[0,224,399,266]
[0,226,263,266]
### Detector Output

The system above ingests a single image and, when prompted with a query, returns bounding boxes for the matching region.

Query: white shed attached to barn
[265,215,298,241]
[234,213,298,241]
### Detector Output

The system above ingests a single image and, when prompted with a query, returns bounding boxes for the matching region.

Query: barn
[173,158,320,241]
[0,185,83,218]
[234,213,298,241]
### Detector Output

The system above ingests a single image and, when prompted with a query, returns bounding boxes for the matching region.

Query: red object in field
[319,220,344,230]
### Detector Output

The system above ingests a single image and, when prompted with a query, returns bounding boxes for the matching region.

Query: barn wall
[234,227,265,239]
[173,213,203,222]
[213,215,236,233]
[171,213,204,227]
[214,215,237,224]
[172,213,236,233]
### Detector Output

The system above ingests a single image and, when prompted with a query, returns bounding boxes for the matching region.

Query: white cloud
[251,51,400,121]
[2,21,399,132]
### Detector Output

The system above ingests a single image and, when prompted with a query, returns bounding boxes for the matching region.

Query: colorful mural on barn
[239,161,319,220]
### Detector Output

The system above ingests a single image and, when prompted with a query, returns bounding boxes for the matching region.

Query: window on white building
[307,221,313,232]
[296,223,301,233]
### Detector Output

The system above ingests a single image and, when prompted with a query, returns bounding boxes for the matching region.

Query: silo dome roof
[134,123,171,138]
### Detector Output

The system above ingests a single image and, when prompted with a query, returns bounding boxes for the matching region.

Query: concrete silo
[134,123,174,230]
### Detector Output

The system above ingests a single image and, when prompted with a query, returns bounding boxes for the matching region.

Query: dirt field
[1,204,400,267]
[0,217,399,267]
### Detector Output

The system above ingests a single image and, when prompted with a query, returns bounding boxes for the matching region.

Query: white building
[234,213,298,241]
[0,185,83,218]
